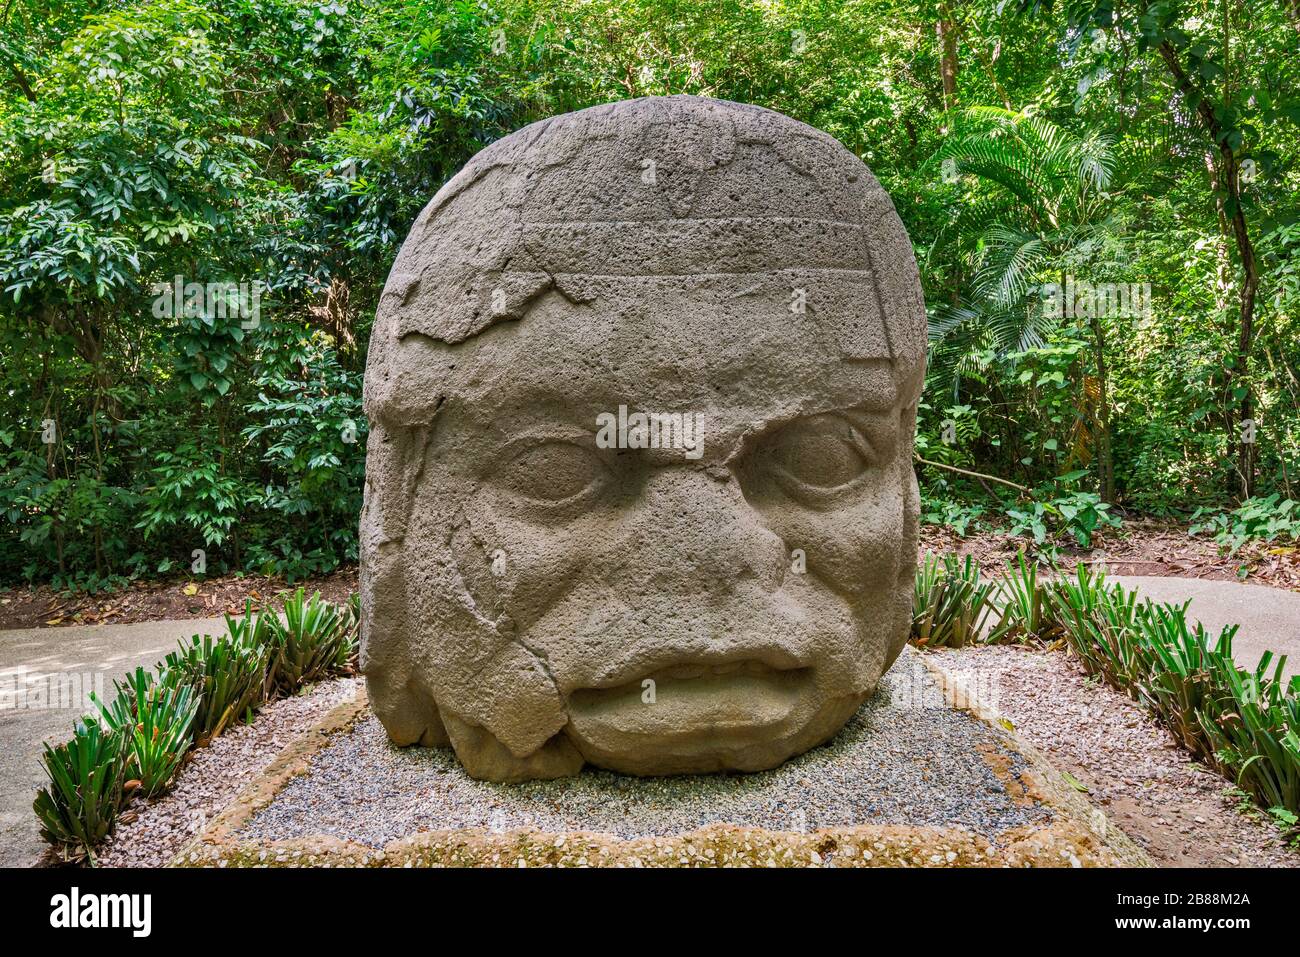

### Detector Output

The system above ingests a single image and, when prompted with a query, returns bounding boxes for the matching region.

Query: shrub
[1189,494,1300,553]
[162,632,266,742]
[1005,488,1120,549]
[32,720,126,862]
[989,552,1059,642]
[91,667,199,797]
[919,492,987,537]
[1050,490,1121,547]
[262,588,357,696]
[911,552,998,648]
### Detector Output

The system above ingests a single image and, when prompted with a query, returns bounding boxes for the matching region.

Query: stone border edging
[173,667,1150,868]
[916,652,1151,867]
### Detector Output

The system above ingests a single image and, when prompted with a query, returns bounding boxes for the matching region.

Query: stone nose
[611,467,789,597]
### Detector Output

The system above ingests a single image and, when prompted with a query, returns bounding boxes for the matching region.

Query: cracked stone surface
[360,95,927,780]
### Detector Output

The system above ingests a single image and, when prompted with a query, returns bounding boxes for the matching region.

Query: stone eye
[759,416,873,493]
[499,441,609,503]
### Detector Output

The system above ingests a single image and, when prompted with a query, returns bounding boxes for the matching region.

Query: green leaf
[1061,770,1090,793]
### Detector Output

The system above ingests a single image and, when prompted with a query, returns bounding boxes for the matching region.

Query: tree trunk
[1088,313,1116,504]
[1204,152,1241,494]
[936,9,958,112]
[1158,41,1259,499]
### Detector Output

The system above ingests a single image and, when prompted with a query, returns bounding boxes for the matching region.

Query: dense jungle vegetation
[1,0,1298,589]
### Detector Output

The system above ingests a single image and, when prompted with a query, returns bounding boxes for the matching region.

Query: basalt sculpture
[359,95,926,781]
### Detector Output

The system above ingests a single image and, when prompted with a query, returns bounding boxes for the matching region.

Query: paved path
[0,616,225,867]
[1111,576,1300,680]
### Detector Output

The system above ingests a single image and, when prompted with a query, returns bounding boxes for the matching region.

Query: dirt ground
[0,567,359,631]
[2,518,1297,632]
[920,517,1300,587]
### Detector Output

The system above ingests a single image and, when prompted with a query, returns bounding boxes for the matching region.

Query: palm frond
[974,226,1047,308]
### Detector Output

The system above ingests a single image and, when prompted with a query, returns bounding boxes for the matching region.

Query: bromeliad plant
[343,591,361,658]
[914,550,1300,815]
[1047,565,1143,684]
[262,588,357,696]
[911,552,999,648]
[990,552,1059,643]
[32,720,126,863]
[162,631,266,743]
[1045,565,1300,815]
[224,598,278,648]
[33,589,362,862]
[1201,655,1300,816]
[1127,604,1237,757]
[91,668,199,797]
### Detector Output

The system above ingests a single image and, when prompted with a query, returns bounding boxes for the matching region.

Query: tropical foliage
[1,0,1299,588]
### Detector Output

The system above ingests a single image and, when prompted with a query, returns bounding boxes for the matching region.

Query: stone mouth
[572,659,812,704]
[566,660,815,741]
[579,647,808,693]
[643,659,791,682]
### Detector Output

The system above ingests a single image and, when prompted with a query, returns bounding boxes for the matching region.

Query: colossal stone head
[360,95,925,781]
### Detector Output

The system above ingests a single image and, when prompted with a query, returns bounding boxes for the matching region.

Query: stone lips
[360,95,927,781]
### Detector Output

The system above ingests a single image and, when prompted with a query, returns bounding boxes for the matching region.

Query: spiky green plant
[30,590,363,860]
[1049,566,1142,684]
[989,552,1059,642]
[1200,653,1300,814]
[91,667,198,797]
[1047,561,1112,620]
[33,720,125,862]
[343,592,361,668]
[911,552,999,648]
[261,588,354,696]
[224,598,277,648]
[1049,564,1300,814]
[163,632,266,742]
[1128,604,1236,756]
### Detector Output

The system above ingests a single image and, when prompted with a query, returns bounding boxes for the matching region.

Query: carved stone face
[360,96,925,781]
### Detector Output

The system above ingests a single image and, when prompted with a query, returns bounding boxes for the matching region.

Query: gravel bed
[95,677,360,868]
[238,650,1053,847]
[928,646,1299,868]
